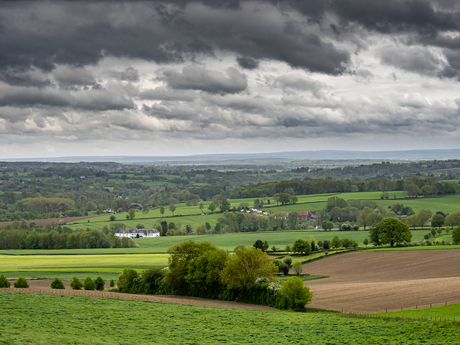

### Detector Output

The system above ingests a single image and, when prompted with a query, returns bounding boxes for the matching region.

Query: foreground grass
[0,293,459,345]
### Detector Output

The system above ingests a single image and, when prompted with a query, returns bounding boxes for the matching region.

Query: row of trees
[116,240,313,311]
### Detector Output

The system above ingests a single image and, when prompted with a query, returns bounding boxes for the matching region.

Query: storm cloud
[2,0,460,158]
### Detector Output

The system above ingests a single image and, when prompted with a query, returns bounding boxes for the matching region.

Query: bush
[292,261,303,276]
[0,274,10,288]
[323,240,330,250]
[70,277,83,290]
[14,276,29,288]
[50,278,65,289]
[283,256,293,267]
[117,268,139,293]
[94,276,105,291]
[110,215,116,221]
[83,277,96,290]
[110,279,115,288]
[278,277,313,311]
[279,263,290,276]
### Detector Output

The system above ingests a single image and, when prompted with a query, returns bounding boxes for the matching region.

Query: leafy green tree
[160,206,165,216]
[283,256,293,267]
[117,269,139,293]
[326,196,348,212]
[109,279,115,288]
[253,239,264,251]
[292,238,311,255]
[287,211,299,230]
[208,202,216,213]
[415,209,432,229]
[128,208,135,220]
[291,195,298,204]
[14,276,29,288]
[165,241,217,288]
[292,261,303,276]
[169,203,176,216]
[109,215,116,221]
[452,226,460,245]
[142,204,150,218]
[279,277,313,311]
[50,278,65,289]
[263,240,269,252]
[0,274,10,288]
[279,263,290,276]
[199,203,204,213]
[331,236,342,249]
[220,247,277,289]
[70,277,82,290]
[363,238,369,247]
[279,193,291,205]
[83,277,96,291]
[321,220,333,231]
[186,249,229,294]
[95,276,105,291]
[375,218,412,247]
[431,214,445,229]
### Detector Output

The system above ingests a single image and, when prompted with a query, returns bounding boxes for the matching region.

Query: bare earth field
[304,250,460,314]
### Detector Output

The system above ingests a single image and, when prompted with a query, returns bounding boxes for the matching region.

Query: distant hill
[3,149,460,164]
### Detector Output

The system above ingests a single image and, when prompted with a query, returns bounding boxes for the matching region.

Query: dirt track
[304,250,460,313]
[0,279,276,312]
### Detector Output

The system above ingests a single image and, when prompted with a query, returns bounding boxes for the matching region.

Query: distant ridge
[2,149,460,163]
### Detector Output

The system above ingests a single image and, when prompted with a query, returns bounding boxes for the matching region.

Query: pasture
[0,254,168,280]
[0,292,458,344]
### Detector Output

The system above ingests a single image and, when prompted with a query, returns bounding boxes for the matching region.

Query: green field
[0,254,168,280]
[0,293,458,344]
[374,303,460,320]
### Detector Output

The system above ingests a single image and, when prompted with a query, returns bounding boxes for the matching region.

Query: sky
[2,0,460,158]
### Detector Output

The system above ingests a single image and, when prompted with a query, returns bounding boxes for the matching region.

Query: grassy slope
[0,293,458,345]
[374,303,460,319]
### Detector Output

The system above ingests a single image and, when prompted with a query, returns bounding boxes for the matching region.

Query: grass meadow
[0,254,168,280]
[0,293,458,345]
[374,303,460,320]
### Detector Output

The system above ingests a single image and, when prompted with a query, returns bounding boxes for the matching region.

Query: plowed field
[304,250,460,313]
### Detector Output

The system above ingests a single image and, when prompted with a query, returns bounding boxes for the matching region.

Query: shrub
[117,268,139,293]
[271,245,277,252]
[50,278,65,289]
[283,256,293,267]
[279,263,290,276]
[94,276,105,291]
[323,240,330,250]
[278,277,313,311]
[0,274,10,288]
[452,226,460,245]
[424,233,430,240]
[14,276,29,288]
[83,277,96,291]
[110,215,116,221]
[70,277,83,290]
[109,279,115,288]
[292,261,303,276]
[284,244,291,253]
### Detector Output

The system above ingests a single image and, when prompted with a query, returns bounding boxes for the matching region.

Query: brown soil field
[0,214,105,227]
[303,250,460,314]
[0,279,276,312]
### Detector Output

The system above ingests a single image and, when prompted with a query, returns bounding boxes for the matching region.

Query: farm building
[297,211,310,220]
[115,228,160,238]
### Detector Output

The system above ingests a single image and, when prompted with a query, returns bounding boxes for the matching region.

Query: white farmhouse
[115,227,160,238]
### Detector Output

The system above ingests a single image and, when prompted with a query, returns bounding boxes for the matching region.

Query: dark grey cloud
[53,66,96,88]
[379,46,441,76]
[0,68,51,88]
[237,57,259,70]
[105,67,140,82]
[159,65,248,94]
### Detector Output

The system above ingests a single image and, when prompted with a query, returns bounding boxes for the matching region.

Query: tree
[287,211,299,230]
[142,204,150,218]
[415,209,432,229]
[165,240,218,288]
[253,239,264,251]
[0,274,10,288]
[452,226,460,245]
[117,268,139,293]
[95,276,105,291]
[169,203,176,216]
[208,202,216,213]
[109,279,115,288]
[279,193,291,205]
[160,206,165,217]
[431,214,445,229]
[199,203,204,213]
[220,247,277,289]
[363,238,369,247]
[83,277,96,290]
[70,277,82,290]
[186,249,229,294]
[331,236,342,249]
[291,195,298,204]
[292,238,311,255]
[263,240,269,252]
[50,278,65,289]
[321,220,333,231]
[14,276,29,288]
[445,212,460,228]
[109,215,116,221]
[194,223,206,235]
[128,208,135,220]
[374,218,412,247]
[279,277,313,311]
[292,261,302,276]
